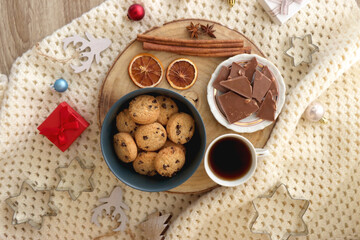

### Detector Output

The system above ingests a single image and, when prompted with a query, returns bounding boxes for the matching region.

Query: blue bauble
[53,78,68,92]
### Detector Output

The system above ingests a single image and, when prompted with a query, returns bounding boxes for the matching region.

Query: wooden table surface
[0,0,105,76]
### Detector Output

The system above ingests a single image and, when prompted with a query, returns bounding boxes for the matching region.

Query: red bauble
[127,4,145,21]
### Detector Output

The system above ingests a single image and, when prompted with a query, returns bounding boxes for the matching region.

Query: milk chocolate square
[257,91,276,121]
[220,76,252,99]
[262,66,278,99]
[217,91,259,124]
[213,65,230,92]
[252,70,272,102]
[228,62,245,79]
[244,57,258,83]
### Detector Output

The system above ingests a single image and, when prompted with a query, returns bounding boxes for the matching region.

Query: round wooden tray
[99,19,274,194]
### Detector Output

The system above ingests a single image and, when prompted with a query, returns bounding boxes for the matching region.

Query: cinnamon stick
[137,34,244,48]
[143,42,242,53]
[143,42,251,57]
[182,50,251,57]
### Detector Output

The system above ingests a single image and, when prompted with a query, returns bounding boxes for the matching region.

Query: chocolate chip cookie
[116,109,138,135]
[166,113,195,144]
[113,132,137,163]
[129,95,160,124]
[134,122,167,151]
[155,146,185,177]
[163,140,186,154]
[156,96,179,125]
[132,152,157,176]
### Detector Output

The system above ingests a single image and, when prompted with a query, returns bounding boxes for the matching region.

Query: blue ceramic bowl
[101,88,206,192]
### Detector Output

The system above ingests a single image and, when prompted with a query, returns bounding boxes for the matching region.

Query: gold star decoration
[249,184,309,240]
[285,34,319,67]
[55,157,94,200]
[5,181,57,229]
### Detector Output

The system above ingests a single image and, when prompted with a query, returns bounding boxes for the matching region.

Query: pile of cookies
[113,95,195,177]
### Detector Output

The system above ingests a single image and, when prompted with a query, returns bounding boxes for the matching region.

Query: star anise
[201,24,216,38]
[186,22,200,39]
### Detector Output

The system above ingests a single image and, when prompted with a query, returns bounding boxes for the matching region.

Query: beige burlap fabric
[1,0,360,239]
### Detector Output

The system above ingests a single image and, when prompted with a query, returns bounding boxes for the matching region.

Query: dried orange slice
[166,58,198,90]
[128,53,164,88]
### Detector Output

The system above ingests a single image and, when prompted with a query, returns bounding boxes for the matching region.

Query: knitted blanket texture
[1,0,360,239]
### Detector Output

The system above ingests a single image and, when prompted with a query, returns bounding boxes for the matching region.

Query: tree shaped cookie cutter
[5,180,58,230]
[55,157,95,200]
[249,183,310,240]
[284,34,319,67]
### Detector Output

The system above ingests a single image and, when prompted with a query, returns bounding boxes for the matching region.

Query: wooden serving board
[99,19,274,193]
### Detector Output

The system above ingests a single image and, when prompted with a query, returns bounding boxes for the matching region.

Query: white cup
[204,133,269,187]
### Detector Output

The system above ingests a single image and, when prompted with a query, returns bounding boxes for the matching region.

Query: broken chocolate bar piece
[262,66,279,99]
[252,70,272,102]
[228,62,245,79]
[213,65,231,92]
[220,76,252,99]
[218,91,259,124]
[244,57,258,83]
[215,95,225,116]
[257,91,276,121]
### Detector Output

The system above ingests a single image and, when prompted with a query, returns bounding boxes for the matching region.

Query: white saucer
[207,54,286,133]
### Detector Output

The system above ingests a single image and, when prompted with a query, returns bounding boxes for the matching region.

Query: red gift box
[37,102,89,152]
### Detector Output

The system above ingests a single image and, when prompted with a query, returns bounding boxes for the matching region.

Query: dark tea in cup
[208,136,252,180]
[204,134,269,187]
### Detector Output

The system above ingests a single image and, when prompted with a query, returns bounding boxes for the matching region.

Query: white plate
[207,54,286,133]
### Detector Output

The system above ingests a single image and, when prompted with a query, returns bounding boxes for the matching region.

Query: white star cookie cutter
[285,34,319,67]
[5,181,58,230]
[55,157,95,200]
[249,183,309,240]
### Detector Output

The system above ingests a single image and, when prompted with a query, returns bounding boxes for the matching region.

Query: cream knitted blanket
[1,0,360,239]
